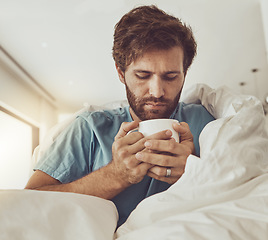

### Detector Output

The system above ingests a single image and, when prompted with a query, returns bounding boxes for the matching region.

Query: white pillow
[0,189,118,240]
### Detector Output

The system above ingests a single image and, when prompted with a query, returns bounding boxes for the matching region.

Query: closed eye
[162,73,179,81]
[136,74,150,80]
[135,71,151,80]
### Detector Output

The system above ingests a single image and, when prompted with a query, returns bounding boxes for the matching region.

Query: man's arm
[25,163,132,200]
[25,121,153,199]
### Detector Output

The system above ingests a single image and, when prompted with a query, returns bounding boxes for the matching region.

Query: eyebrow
[134,70,182,74]
[134,70,151,74]
[164,71,182,75]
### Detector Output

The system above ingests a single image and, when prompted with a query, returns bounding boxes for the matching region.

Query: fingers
[173,122,193,143]
[144,138,179,155]
[145,129,173,140]
[147,166,184,185]
[143,137,192,157]
[135,148,186,167]
[148,165,184,178]
[126,162,154,184]
[114,121,139,141]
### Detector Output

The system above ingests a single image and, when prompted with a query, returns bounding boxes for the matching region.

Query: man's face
[117,46,185,121]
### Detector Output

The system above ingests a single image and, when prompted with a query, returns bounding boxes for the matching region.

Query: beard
[125,83,182,121]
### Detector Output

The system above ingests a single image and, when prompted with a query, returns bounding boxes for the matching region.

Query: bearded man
[25,5,215,227]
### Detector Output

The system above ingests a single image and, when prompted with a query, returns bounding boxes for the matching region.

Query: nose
[148,76,164,98]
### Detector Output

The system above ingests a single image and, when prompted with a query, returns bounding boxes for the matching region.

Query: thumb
[114,121,139,141]
[173,122,193,143]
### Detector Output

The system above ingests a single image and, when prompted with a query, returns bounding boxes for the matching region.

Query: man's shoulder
[177,102,215,123]
[77,106,131,125]
[176,102,215,157]
[180,101,207,111]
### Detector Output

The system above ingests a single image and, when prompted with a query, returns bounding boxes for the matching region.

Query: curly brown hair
[112,5,197,74]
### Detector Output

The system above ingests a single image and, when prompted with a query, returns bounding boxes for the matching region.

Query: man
[25,5,214,226]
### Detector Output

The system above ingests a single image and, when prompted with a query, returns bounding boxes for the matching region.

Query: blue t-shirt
[35,103,214,226]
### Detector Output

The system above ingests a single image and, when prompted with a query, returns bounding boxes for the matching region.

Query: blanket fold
[115,84,268,240]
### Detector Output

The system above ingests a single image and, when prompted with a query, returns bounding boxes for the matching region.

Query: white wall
[0,53,59,187]
[260,0,268,64]
[0,57,58,142]
[260,0,268,129]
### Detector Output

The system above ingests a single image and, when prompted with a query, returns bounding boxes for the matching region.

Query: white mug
[129,119,180,142]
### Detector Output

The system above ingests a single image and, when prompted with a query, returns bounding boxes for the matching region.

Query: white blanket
[115,84,268,239]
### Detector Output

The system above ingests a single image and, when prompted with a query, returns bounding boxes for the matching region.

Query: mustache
[139,96,171,104]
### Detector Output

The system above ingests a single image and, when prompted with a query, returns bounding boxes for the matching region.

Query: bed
[0,84,267,240]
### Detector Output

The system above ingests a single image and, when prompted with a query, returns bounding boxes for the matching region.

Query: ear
[115,63,125,84]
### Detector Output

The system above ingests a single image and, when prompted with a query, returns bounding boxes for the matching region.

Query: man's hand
[111,121,153,185]
[135,122,194,184]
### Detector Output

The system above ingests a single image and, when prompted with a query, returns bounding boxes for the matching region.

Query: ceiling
[0,0,267,113]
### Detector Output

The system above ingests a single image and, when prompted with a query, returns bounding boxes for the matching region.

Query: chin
[139,110,170,120]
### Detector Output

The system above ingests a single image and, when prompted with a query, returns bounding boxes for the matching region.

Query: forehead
[127,46,184,72]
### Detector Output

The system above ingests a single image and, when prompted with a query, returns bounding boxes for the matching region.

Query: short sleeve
[34,117,93,183]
